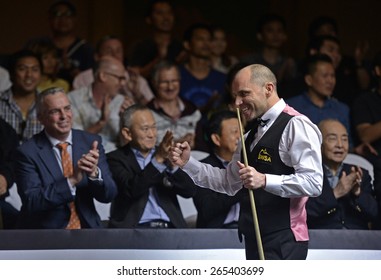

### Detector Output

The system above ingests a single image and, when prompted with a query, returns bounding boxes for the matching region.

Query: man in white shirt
[170,64,323,260]
[68,56,130,152]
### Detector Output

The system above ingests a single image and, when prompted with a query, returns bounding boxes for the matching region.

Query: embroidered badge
[257,148,272,163]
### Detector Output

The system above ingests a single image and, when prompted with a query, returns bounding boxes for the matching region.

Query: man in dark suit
[15,87,117,229]
[307,119,378,229]
[0,117,19,229]
[193,110,243,228]
[106,104,196,228]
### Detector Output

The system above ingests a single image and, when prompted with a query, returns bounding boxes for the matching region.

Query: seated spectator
[286,54,352,146]
[193,110,244,228]
[25,0,94,84]
[106,104,197,228]
[0,117,19,229]
[0,50,44,143]
[15,87,117,229]
[308,16,370,93]
[68,56,131,153]
[307,35,365,108]
[148,60,201,148]
[210,25,239,74]
[128,0,184,79]
[0,66,11,92]
[352,51,381,228]
[179,22,227,115]
[73,35,154,105]
[306,119,378,229]
[27,40,70,93]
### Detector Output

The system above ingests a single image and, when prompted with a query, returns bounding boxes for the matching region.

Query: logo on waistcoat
[257,148,271,163]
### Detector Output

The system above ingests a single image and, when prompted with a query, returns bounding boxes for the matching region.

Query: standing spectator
[193,110,243,228]
[15,87,117,229]
[0,50,44,143]
[307,119,378,229]
[148,60,201,148]
[106,104,196,228]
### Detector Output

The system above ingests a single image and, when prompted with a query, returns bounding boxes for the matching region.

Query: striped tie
[56,142,81,229]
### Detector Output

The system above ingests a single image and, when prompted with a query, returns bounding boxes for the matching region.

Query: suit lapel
[71,129,88,164]
[36,131,63,179]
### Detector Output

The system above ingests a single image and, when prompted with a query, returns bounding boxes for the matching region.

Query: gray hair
[151,60,180,86]
[36,87,66,116]
[120,104,150,129]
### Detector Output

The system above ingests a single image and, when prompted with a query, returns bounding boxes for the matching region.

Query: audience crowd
[0,0,380,234]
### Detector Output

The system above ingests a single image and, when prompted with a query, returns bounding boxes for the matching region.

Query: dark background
[0,0,380,63]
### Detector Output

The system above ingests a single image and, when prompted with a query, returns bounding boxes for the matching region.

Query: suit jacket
[15,129,117,229]
[193,153,243,228]
[306,163,378,229]
[106,144,197,228]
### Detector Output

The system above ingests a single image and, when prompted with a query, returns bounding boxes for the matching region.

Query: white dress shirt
[183,99,323,198]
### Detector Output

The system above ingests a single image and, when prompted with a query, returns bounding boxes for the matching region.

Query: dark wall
[0,0,379,64]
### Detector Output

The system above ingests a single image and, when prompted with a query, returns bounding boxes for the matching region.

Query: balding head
[237,64,277,89]
[231,64,280,121]
[94,55,125,77]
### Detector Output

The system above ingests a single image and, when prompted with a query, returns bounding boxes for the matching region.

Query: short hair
[308,16,338,39]
[49,0,77,16]
[95,35,122,54]
[145,0,174,18]
[120,104,150,129]
[307,35,340,55]
[183,22,212,43]
[150,60,180,86]
[257,13,287,33]
[36,87,66,116]
[206,110,237,149]
[305,54,333,76]
[8,49,42,76]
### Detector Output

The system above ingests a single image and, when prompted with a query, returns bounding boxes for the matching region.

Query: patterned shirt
[0,89,43,144]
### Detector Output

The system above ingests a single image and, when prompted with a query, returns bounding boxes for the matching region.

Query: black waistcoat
[239,112,294,236]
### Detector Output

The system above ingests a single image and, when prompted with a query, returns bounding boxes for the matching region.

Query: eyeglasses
[104,72,126,83]
[158,79,180,87]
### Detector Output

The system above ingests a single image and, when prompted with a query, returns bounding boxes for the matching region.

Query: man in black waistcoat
[170,64,323,260]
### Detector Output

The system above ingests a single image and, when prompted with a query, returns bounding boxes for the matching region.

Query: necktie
[56,142,81,229]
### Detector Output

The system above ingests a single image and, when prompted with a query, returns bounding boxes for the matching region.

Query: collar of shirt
[260,98,286,129]
[45,129,73,147]
[323,163,344,188]
[215,154,229,168]
[131,146,156,169]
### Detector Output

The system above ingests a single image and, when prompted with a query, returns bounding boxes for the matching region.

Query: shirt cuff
[264,173,282,194]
